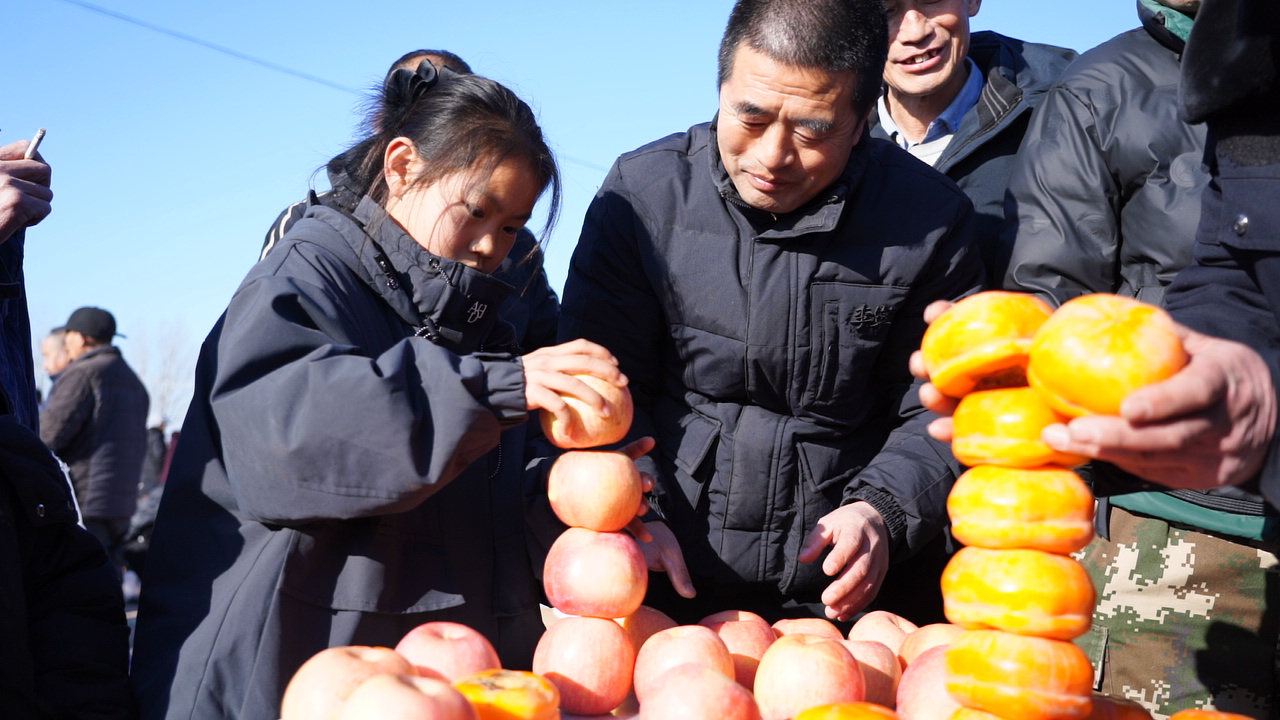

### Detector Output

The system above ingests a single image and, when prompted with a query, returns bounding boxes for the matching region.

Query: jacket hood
[1139,0,1191,55]
[332,196,516,355]
[968,31,1078,109]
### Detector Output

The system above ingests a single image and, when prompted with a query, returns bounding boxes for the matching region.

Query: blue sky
[4,0,1140,423]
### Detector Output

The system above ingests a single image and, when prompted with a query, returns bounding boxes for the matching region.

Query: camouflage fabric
[1074,505,1280,719]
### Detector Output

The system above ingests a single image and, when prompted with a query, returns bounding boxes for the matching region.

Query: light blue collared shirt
[877,57,984,151]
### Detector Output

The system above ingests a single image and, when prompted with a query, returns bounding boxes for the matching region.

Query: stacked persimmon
[920,292,1190,720]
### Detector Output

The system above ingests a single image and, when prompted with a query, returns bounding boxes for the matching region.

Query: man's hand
[618,436,657,543]
[637,520,696,599]
[908,299,958,443]
[1042,326,1277,490]
[798,501,890,622]
[0,139,53,244]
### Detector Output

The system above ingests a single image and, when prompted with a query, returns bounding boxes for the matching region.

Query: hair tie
[386,59,440,109]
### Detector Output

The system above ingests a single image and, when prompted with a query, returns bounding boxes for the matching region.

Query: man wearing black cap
[40,306,149,567]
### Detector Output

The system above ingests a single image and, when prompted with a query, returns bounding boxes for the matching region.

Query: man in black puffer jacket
[872,1,1076,281]
[1001,1,1278,714]
[40,307,149,571]
[560,0,984,627]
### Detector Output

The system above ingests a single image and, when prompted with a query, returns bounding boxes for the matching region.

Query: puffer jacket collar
[1139,0,1190,55]
[707,116,870,241]
[936,32,1075,171]
[340,196,517,355]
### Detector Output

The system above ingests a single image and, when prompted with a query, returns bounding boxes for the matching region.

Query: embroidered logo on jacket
[846,304,892,330]
[466,301,488,324]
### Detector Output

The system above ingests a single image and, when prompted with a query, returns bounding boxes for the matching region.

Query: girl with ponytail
[130,65,638,720]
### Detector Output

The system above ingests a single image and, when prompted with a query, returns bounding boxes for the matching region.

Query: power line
[51,0,611,173]
[52,0,365,95]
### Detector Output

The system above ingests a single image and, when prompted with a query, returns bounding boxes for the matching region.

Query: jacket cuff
[478,355,528,428]
[846,485,909,557]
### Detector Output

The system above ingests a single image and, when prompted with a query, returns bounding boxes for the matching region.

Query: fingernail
[1042,424,1070,448]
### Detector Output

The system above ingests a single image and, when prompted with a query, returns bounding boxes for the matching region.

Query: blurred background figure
[40,306,150,576]
[39,327,70,408]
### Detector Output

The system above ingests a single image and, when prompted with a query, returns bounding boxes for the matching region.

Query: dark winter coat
[559,122,983,601]
[1002,0,1209,308]
[0,231,40,431]
[871,31,1077,281]
[130,197,553,720]
[0,413,134,720]
[1004,1,1276,529]
[39,345,149,520]
[260,153,560,353]
[1169,0,1280,512]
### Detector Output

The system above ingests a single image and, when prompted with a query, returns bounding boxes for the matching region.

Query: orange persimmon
[795,703,902,720]
[951,388,1088,468]
[941,547,1096,640]
[1027,293,1188,418]
[454,669,561,720]
[950,710,1005,720]
[920,291,1054,399]
[945,630,1093,720]
[948,465,1095,554]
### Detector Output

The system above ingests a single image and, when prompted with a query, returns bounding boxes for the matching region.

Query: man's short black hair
[717,0,888,117]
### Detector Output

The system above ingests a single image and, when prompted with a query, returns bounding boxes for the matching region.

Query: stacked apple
[919,292,1193,720]
[531,375,652,716]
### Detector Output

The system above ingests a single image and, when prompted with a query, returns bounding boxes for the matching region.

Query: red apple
[898,623,965,668]
[633,625,735,703]
[847,610,919,657]
[772,617,844,640]
[336,673,478,720]
[617,605,680,654]
[700,610,777,688]
[540,374,634,449]
[896,645,962,720]
[638,662,762,720]
[543,527,648,618]
[753,634,866,720]
[281,645,414,720]
[547,450,643,532]
[839,640,902,709]
[394,621,500,682]
[532,615,635,716]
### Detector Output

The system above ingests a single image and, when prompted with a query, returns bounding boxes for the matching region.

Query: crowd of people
[1,0,1277,718]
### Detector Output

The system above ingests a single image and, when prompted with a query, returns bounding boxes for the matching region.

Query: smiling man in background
[872,0,1075,281]
[559,0,983,627]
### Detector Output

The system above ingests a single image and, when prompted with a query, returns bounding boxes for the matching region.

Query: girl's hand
[523,339,624,427]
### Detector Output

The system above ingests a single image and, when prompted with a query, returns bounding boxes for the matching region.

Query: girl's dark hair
[350,70,561,240]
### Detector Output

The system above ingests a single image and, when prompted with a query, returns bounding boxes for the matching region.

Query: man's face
[41,335,69,376]
[64,331,89,361]
[717,44,864,215]
[882,0,981,106]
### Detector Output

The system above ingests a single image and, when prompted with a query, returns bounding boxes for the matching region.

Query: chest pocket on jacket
[804,283,909,413]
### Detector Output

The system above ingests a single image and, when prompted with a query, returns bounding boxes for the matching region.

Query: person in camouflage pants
[1075,505,1280,718]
